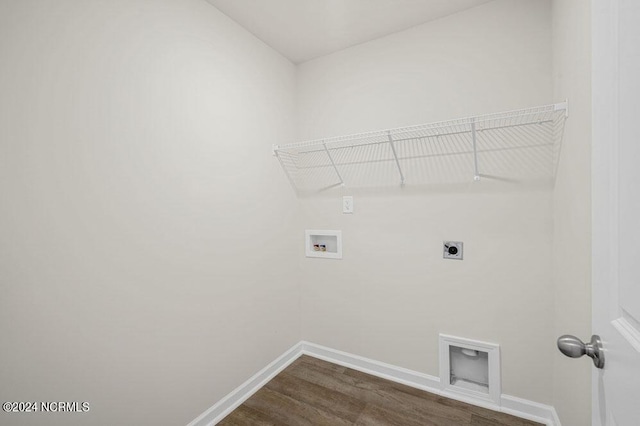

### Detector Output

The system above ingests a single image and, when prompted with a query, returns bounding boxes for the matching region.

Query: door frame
[591,0,617,423]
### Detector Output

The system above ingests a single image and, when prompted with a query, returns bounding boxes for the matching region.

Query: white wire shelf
[274,102,568,192]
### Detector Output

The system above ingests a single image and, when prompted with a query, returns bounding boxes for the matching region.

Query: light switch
[343,196,354,214]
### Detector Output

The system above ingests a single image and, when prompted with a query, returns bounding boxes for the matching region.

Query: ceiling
[205,0,493,64]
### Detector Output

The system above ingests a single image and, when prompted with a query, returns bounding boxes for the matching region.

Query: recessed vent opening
[439,334,501,405]
[449,345,489,394]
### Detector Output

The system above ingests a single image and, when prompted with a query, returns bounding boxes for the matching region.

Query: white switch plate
[342,196,354,214]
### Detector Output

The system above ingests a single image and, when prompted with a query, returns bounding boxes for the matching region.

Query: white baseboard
[189,341,561,426]
[552,407,563,426]
[302,341,560,426]
[186,342,304,426]
[299,341,441,392]
[501,395,561,426]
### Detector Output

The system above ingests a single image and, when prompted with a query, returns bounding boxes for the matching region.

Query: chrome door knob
[557,335,605,369]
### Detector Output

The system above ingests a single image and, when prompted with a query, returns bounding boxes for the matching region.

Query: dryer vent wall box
[305,230,342,259]
[439,334,501,405]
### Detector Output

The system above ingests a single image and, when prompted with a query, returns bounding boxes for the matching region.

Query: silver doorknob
[557,335,605,369]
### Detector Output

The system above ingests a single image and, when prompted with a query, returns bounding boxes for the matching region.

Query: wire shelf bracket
[322,141,344,186]
[274,102,569,193]
[471,119,480,181]
[387,131,405,186]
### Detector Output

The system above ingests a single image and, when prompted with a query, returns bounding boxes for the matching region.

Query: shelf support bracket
[471,120,480,181]
[323,142,344,186]
[273,147,298,193]
[387,132,405,186]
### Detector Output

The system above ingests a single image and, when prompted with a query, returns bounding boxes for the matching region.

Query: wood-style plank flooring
[218,355,542,426]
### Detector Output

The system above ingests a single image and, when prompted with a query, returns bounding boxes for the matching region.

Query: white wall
[0,0,593,423]
[551,1,592,425]
[0,1,298,425]
[296,0,556,405]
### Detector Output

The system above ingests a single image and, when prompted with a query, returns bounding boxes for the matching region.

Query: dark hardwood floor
[218,355,542,426]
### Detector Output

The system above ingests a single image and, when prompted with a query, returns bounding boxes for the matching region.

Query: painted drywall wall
[296,0,557,405]
[551,0,592,425]
[0,1,298,425]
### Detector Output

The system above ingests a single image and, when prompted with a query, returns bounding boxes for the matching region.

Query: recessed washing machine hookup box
[305,230,342,259]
